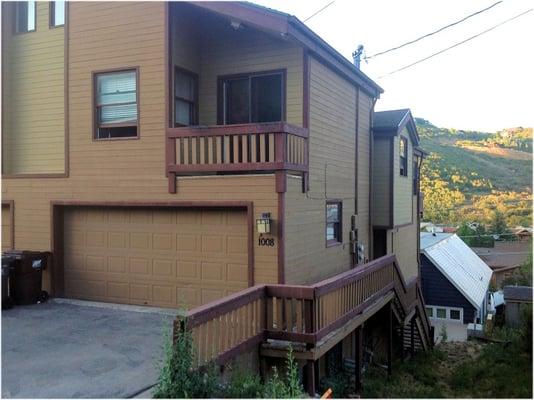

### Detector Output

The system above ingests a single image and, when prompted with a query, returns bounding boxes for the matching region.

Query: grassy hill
[416,119,532,226]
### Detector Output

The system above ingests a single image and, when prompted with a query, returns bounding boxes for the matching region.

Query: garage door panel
[63,207,248,308]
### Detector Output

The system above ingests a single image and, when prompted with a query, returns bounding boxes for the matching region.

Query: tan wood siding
[284,58,373,285]
[2,2,65,174]
[63,207,248,308]
[2,204,13,251]
[372,137,391,226]
[2,2,280,298]
[390,195,419,280]
[393,128,413,225]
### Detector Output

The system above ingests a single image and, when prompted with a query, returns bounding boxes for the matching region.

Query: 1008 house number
[258,237,275,247]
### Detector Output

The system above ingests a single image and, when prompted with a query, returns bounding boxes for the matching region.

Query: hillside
[416,119,532,227]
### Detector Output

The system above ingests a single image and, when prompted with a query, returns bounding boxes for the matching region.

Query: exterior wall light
[256,212,271,234]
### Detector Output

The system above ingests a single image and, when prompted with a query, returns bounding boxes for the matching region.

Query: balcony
[166,122,308,193]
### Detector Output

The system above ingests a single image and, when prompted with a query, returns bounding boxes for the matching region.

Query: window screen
[15,1,35,33]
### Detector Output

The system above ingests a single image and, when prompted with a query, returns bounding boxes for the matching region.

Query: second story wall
[393,128,414,225]
[372,138,391,226]
[285,56,373,285]
[2,1,65,175]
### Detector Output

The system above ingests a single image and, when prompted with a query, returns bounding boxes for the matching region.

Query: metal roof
[420,233,493,310]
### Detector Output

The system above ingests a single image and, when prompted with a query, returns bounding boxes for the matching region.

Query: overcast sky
[254,0,534,132]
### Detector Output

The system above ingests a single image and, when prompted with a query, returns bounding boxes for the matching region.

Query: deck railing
[175,254,431,366]
[166,122,308,192]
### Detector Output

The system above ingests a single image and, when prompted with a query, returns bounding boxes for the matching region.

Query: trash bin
[1,253,18,309]
[6,251,49,305]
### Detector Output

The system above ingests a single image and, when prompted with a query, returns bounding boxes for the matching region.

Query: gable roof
[373,108,421,147]
[188,1,383,97]
[420,233,493,310]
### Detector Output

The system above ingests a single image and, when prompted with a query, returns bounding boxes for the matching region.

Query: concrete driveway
[1,300,175,398]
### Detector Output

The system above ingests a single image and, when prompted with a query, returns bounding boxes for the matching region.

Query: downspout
[368,97,377,260]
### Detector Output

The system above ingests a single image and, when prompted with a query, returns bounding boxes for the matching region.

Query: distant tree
[457,222,494,247]
[490,210,508,236]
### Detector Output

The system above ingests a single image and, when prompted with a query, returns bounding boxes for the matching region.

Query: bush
[263,345,305,398]
[153,323,219,398]
[223,369,264,398]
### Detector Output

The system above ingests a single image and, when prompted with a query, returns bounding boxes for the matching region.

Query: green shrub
[153,322,219,398]
[319,374,353,398]
[263,346,305,398]
[223,369,264,398]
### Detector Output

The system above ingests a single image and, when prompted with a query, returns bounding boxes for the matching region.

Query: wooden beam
[355,324,363,393]
[387,302,393,376]
[305,360,315,396]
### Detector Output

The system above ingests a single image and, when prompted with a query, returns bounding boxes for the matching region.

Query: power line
[365,0,503,60]
[303,0,335,23]
[379,8,533,78]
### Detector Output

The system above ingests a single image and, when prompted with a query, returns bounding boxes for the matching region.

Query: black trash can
[7,251,49,305]
[1,253,18,309]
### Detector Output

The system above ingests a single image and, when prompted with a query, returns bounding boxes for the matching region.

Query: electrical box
[357,242,365,264]
[351,215,358,230]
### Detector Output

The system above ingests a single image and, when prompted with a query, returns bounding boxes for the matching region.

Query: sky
[254,0,534,132]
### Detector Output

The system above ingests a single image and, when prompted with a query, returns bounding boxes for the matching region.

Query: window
[94,69,138,140]
[221,71,284,124]
[413,158,419,195]
[15,1,36,33]
[326,201,342,245]
[50,1,65,27]
[436,308,446,319]
[449,309,461,321]
[174,68,198,126]
[399,137,408,176]
[426,307,433,317]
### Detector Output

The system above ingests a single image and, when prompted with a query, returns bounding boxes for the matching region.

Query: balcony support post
[168,172,177,194]
[387,302,393,376]
[305,360,315,396]
[355,324,363,393]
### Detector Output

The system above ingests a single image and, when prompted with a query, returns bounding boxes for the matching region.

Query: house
[503,286,532,328]
[420,233,493,342]
[1,1,431,394]
[472,241,530,288]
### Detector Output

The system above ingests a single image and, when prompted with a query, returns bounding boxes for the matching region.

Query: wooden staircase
[173,254,433,391]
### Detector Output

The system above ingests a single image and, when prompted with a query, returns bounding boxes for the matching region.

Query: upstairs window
[15,1,36,33]
[94,69,138,140]
[174,68,198,126]
[50,1,65,27]
[326,201,342,246]
[399,137,408,176]
[220,71,284,124]
[413,158,419,195]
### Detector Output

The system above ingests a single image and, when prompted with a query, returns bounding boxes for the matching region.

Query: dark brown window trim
[326,200,343,247]
[1,200,15,250]
[216,69,287,125]
[173,66,199,127]
[49,1,65,29]
[13,1,37,35]
[92,67,140,141]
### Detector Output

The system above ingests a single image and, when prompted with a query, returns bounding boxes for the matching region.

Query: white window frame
[426,305,464,322]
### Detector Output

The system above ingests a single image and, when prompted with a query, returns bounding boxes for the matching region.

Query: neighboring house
[1,1,431,393]
[421,233,493,342]
[503,286,532,328]
[473,241,530,288]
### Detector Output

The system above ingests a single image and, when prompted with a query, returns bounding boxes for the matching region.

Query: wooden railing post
[387,302,393,376]
[274,132,287,164]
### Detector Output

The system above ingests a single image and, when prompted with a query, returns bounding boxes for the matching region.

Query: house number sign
[258,237,275,247]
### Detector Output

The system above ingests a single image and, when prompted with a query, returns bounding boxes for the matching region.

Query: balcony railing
[174,254,432,367]
[166,122,308,192]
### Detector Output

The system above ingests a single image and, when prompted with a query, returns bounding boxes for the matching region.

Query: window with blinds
[94,69,138,140]
[15,1,35,33]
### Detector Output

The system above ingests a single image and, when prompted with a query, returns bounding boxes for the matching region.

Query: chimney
[352,45,364,69]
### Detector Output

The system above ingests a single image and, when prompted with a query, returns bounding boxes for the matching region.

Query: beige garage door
[63,207,249,308]
[2,204,13,251]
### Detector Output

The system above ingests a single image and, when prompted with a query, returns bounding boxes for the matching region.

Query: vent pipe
[352,45,364,69]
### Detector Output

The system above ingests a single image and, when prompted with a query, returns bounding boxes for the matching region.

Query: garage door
[63,207,249,308]
[2,204,13,251]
